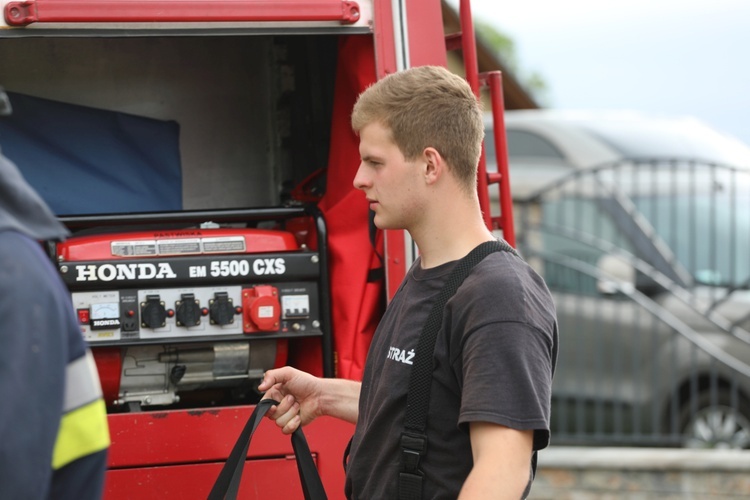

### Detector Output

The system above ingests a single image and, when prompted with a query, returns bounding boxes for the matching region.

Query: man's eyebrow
[361,154,383,162]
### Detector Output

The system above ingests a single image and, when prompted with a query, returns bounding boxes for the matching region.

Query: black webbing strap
[398,240,517,500]
[208,399,327,500]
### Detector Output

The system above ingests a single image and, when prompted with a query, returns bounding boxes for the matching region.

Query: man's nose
[352,163,369,191]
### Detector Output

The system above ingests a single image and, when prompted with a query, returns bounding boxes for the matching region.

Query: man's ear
[423,147,443,185]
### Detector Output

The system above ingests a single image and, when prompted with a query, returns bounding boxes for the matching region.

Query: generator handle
[58,206,310,230]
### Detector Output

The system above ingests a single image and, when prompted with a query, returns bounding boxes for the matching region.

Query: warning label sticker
[202,237,247,254]
[158,239,201,256]
[110,236,246,256]
[111,241,158,257]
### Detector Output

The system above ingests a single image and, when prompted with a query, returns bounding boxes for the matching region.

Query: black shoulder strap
[398,239,517,500]
[208,399,327,500]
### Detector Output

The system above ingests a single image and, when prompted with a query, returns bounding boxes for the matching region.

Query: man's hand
[258,366,361,434]
[258,367,323,434]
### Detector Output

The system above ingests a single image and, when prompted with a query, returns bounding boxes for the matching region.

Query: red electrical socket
[242,285,280,333]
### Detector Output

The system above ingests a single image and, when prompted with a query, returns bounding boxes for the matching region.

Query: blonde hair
[351,65,484,191]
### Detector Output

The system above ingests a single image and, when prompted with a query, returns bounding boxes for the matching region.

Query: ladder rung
[444,32,463,51]
[487,172,502,185]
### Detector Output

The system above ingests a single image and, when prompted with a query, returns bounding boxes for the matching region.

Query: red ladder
[445,0,516,247]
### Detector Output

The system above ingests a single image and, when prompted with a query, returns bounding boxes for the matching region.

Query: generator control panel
[58,227,324,345]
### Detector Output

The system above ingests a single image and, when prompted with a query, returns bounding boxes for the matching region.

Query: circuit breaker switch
[281,295,311,320]
[242,285,280,332]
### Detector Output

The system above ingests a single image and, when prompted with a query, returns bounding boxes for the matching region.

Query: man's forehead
[359,131,401,160]
[360,120,393,138]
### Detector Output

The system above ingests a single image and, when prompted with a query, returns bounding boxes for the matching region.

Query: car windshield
[632,193,750,288]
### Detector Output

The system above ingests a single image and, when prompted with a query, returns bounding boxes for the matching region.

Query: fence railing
[513,158,750,448]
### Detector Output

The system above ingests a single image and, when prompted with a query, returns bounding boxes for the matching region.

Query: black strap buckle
[398,433,426,500]
[399,433,427,472]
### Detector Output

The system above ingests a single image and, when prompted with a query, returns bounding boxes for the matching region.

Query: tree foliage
[475,20,550,105]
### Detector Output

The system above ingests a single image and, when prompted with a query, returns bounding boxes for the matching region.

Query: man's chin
[373,220,405,231]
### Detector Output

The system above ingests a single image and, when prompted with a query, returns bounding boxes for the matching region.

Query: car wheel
[679,388,750,449]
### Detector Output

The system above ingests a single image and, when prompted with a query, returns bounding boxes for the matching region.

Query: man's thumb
[258,366,291,391]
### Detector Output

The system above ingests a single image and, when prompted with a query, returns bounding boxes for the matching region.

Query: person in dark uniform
[0,87,110,500]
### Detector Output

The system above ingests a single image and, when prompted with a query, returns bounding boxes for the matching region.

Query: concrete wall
[531,447,750,499]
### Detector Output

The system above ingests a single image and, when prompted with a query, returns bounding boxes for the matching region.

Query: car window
[485,128,566,163]
[633,194,750,288]
[507,130,566,159]
[540,197,634,295]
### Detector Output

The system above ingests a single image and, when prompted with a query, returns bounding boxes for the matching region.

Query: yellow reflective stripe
[52,399,110,470]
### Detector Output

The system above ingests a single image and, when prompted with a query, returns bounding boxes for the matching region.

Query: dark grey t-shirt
[345,249,558,499]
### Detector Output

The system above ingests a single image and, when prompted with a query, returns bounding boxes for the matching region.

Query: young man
[259,65,558,499]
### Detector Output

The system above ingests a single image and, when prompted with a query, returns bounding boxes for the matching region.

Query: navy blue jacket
[0,150,108,499]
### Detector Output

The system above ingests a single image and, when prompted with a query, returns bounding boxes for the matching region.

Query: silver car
[487,110,750,448]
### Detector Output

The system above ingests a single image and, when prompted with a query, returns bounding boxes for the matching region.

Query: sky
[453,0,750,145]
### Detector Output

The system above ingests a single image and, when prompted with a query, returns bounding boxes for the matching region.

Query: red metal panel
[4,0,361,26]
[404,0,447,67]
[372,0,397,77]
[106,407,353,499]
[105,457,308,499]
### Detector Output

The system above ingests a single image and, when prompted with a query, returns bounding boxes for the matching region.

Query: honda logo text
[75,263,178,282]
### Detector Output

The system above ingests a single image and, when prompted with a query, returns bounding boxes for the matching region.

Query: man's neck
[410,193,495,269]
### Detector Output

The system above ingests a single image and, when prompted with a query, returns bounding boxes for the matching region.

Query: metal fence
[513,158,750,448]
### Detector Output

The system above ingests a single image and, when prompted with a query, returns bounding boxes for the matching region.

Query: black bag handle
[208,399,328,500]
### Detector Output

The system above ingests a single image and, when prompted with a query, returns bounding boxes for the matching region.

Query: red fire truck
[1,0,514,497]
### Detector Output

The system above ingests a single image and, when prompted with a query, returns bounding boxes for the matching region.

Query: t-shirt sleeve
[456,320,555,451]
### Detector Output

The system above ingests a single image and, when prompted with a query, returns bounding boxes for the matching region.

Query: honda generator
[55,207,331,411]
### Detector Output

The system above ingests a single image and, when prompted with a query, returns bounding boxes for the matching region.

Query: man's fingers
[273,401,300,433]
[261,382,284,401]
[275,394,296,415]
[282,415,302,435]
[266,395,299,427]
